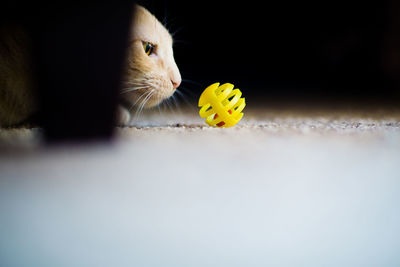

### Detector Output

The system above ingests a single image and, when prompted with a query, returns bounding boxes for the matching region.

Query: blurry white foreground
[1,113,400,267]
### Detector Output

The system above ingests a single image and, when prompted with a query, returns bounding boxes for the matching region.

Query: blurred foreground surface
[1,107,400,267]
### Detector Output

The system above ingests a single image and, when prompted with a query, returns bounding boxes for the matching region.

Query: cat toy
[198,83,246,127]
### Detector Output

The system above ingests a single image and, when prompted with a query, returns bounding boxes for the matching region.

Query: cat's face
[122,5,181,109]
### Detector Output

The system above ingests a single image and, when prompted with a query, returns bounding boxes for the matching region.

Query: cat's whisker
[132,93,149,122]
[122,83,143,88]
[175,89,192,106]
[123,77,147,84]
[133,89,155,122]
[132,77,147,81]
[120,86,147,92]
[163,15,178,33]
[157,102,162,115]
[129,90,150,112]
[134,80,148,83]
[177,86,197,98]
[122,84,145,88]
[171,94,182,114]
[162,13,170,31]
[175,89,197,113]
[121,85,148,90]
[136,89,154,115]
[121,81,146,88]
[124,80,147,85]
[165,97,174,114]
[121,86,147,91]
[146,80,158,87]
[170,25,184,39]
[120,88,145,95]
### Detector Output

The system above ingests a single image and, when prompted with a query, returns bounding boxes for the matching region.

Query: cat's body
[0,24,35,126]
[0,5,180,127]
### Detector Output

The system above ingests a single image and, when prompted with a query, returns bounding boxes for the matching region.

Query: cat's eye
[142,42,155,56]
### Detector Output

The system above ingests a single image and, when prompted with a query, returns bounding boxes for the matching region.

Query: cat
[119,4,181,125]
[0,23,35,127]
[0,4,181,127]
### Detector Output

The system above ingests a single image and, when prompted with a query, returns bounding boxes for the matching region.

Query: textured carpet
[2,106,400,143]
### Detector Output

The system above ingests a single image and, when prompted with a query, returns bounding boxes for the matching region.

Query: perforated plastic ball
[198,83,246,127]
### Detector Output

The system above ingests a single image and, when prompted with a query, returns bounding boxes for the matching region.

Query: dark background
[140,0,400,107]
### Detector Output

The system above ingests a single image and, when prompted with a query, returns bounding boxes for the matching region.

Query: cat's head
[122,5,181,109]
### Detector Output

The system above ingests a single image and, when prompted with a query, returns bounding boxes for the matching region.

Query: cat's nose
[171,77,181,90]
[169,62,181,90]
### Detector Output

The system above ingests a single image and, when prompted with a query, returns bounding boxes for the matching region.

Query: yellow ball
[198,83,246,127]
